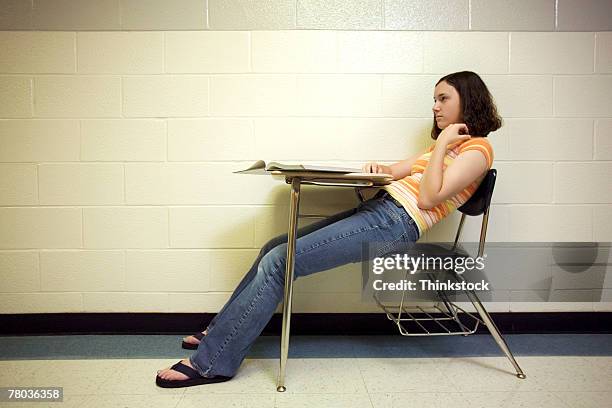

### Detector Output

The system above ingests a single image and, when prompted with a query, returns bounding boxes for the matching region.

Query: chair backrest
[457,169,497,216]
[452,168,497,257]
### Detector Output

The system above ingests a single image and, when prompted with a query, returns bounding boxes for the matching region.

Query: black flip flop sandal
[155,360,232,388]
[181,331,205,350]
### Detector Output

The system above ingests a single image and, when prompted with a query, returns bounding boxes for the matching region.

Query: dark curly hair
[431,71,502,140]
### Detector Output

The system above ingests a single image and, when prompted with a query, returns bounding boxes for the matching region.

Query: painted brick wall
[0,0,611,313]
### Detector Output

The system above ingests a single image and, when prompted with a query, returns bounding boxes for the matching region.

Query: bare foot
[157,358,195,380]
[182,329,208,346]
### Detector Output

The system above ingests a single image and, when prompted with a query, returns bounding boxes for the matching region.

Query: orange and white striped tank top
[382,137,494,239]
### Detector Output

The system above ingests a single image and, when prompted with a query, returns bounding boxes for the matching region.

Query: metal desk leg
[277,177,301,392]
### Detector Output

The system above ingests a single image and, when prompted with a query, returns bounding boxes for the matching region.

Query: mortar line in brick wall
[7,240,610,252]
[0,202,608,209]
[74,32,78,72]
[0,204,262,208]
[0,248,256,253]
[16,73,612,77]
[593,33,596,73]
[17,114,612,120]
[13,159,612,164]
[24,73,612,77]
[468,0,472,30]
[507,32,511,72]
[2,203,606,210]
[118,0,122,28]
[28,249,124,252]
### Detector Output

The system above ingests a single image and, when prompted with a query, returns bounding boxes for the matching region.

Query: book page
[234,160,363,174]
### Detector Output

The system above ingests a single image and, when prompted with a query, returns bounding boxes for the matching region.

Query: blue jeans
[189,192,420,378]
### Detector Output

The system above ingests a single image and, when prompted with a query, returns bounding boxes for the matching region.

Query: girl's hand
[362,162,389,174]
[438,123,472,147]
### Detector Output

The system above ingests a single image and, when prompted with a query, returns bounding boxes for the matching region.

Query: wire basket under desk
[373,289,485,336]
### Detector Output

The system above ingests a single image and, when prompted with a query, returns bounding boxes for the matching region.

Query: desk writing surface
[269,170,393,185]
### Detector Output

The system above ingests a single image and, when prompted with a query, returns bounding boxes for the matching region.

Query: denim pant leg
[202,206,361,336]
[190,197,419,378]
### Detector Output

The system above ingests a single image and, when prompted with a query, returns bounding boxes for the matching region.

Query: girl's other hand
[362,162,389,174]
[438,123,472,147]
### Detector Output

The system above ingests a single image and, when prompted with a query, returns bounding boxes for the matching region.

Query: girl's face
[432,81,463,130]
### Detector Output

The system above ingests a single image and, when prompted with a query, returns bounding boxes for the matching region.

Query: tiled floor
[1,334,611,407]
[1,356,611,407]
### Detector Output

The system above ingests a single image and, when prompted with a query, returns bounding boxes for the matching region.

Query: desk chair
[359,169,526,379]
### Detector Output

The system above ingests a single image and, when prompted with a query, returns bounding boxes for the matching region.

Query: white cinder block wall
[0,0,611,314]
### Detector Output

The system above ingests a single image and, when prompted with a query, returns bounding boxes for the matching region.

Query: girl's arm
[418,125,486,210]
[418,147,487,210]
[362,151,422,181]
[417,142,446,208]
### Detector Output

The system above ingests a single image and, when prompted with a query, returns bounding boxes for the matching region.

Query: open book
[234,160,362,174]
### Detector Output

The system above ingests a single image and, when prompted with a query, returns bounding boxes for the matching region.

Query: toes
[156,367,182,381]
[157,367,170,376]
[159,371,185,381]
[157,361,192,381]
